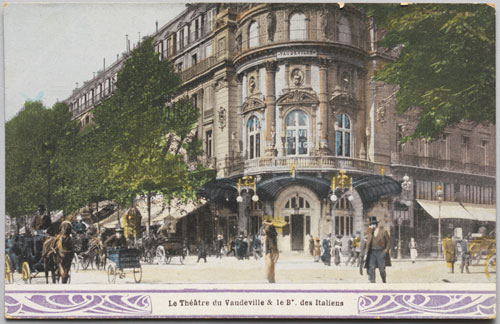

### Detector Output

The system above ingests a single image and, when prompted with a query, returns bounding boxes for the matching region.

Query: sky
[3,1,186,121]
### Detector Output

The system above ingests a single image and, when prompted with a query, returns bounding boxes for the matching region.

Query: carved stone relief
[218,106,227,130]
[290,68,304,87]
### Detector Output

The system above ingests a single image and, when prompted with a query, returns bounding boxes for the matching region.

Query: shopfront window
[286,110,309,155]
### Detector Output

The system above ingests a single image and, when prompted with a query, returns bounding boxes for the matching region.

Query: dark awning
[257,174,331,201]
[352,175,402,205]
[197,178,238,203]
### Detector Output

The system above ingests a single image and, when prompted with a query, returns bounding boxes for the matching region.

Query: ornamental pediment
[242,96,266,113]
[330,90,359,109]
[277,90,319,106]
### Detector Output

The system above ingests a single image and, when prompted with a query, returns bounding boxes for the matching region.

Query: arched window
[289,12,306,40]
[248,21,259,48]
[338,16,351,44]
[284,196,311,209]
[247,116,261,159]
[285,110,309,155]
[335,113,351,157]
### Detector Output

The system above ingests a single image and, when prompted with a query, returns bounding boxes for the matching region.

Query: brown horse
[42,221,74,284]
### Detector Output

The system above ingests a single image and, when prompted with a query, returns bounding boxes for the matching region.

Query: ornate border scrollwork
[218,106,227,130]
[242,96,266,114]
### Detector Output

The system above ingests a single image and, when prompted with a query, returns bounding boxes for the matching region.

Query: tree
[360,4,495,140]
[92,37,208,232]
[5,101,79,219]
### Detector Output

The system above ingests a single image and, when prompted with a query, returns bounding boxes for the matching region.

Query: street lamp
[329,170,353,246]
[236,176,259,203]
[436,184,444,258]
[398,174,412,259]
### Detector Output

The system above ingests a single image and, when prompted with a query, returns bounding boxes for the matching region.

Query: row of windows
[244,11,353,49]
[245,110,352,159]
[415,180,495,205]
[70,74,117,114]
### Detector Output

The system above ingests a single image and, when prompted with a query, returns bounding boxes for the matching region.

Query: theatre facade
[65,3,495,255]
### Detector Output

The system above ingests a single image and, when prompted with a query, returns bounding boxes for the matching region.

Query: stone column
[264,60,277,157]
[318,56,330,155]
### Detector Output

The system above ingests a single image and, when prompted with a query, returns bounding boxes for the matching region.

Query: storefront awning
[417,199,496,222]
[257,175,331,201]
[197,178,239,203]
[462,203,496,222]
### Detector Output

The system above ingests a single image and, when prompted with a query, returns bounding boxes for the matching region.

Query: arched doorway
[274,185,321,252]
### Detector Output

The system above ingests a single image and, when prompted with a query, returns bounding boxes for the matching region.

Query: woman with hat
[263,219,278,283]
[313,237,321,262]
[364,216,391,283]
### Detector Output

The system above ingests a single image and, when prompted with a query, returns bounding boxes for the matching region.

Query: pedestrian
[241,235,250,260]
[308,235,314,256]
[216,234,224,259]
[263,219,279,283]
[409,237,418,263]
[364,216,391,283]
[313,237,321,262]
[227,239,236,256]
[345,235,355,266]
[442,233,458,273]
[321,236,332,266]
[197,240,207,263]
[353,232,361,266]
[253,234,263,259]
[359,232,367,275]
[459,234,471,274]
[333,235,342,266]
[235,235,243,260]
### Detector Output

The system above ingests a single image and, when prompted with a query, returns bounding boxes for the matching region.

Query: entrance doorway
[291,214,304,251]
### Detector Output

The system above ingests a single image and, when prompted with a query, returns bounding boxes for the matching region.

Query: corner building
[65,3,496,255]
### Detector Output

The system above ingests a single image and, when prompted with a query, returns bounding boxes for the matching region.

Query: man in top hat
[32,205,52,234]
[72,215,88,234]
[104,228,127,249]
[364,216,391,283]
[263,219,279,283]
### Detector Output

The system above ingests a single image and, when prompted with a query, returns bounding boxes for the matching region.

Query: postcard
[3,1,496,320]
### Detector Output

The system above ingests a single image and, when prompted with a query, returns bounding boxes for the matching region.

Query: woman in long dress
[409,237,418,263]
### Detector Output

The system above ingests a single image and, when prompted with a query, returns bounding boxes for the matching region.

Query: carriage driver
[104,228,127,249]
[72,215,88,234]
[31,204,52,235]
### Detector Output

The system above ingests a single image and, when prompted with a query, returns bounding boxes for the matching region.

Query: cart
[155,237,185,265]
[468,236,495,278]
[106,248,142,284]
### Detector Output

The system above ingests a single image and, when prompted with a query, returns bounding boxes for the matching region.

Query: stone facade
[64,3,495,254]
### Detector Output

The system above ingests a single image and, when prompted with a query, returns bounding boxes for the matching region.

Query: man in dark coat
[263,220,279,283]
[364,216,391,283]
[321,237,331,266]
[216,234,224,258]
[32,205,52,234]
[104,228,127,249]
[197,240,207,263]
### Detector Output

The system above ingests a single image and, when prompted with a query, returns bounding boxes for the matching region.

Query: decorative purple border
[5,288,496,319]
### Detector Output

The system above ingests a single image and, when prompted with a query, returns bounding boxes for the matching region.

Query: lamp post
[435,184,444,258]
[398,174,412,259]
[236,176,259,234]
[329,170,353,247]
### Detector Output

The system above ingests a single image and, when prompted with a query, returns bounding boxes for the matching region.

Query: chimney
[126,34,129,52]
[138,32,141,44]
[117,54,119,61]
[103,58,106,70]
[93,72,96,78]
[156,21,158,32]
[76,82,79,89]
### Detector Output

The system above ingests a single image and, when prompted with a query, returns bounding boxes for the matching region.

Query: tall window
[461,135,470,163]
[248,21,259,48]
[335,113,351,157]
[286,110,309,155]
[247,116,261,159]
[289,12,306,40]
[338,16,351,44]
[206,130,213,158]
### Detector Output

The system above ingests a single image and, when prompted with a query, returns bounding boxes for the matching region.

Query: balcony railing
[226,155,375,176]
[179,56,218,82]
[391,152,495,177]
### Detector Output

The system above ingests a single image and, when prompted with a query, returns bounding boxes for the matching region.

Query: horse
[42,221,74,284]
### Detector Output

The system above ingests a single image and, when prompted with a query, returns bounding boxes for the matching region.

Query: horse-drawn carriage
[106,248,142,284]
[468,236,496,278]
[155,236,186,265]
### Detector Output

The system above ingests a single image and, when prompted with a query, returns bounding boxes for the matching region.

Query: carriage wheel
[156,246,166,264]
[485,253,496,278]
[107,264,116,284]
[21,262,31,284]
[133,266,142,283]
[5,255,13,284]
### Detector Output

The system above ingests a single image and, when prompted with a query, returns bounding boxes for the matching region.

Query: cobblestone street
[8,253,495,285]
